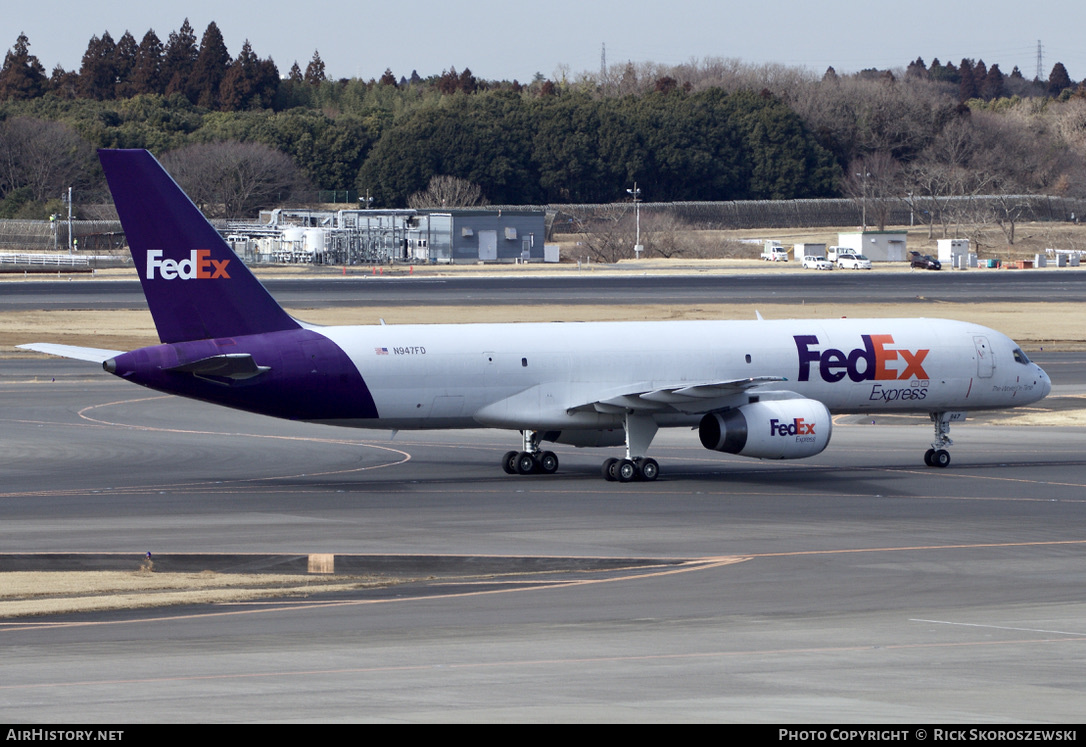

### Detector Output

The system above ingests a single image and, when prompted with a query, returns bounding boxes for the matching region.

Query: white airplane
[20,150,1052,481]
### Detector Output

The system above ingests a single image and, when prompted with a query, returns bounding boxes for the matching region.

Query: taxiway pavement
[2,354,1085,721]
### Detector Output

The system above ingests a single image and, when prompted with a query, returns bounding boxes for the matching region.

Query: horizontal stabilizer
[166,354,270,381]
[17,343,124,363]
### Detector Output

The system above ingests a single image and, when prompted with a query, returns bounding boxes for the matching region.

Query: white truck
[761,242,789,261]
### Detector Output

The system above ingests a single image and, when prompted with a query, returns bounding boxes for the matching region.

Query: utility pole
[855,172,869,230]
[627,182,641,258]
[66,187,73,255]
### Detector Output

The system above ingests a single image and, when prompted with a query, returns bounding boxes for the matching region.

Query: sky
[5,0,1086,86]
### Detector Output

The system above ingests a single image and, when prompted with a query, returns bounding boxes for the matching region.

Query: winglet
[99,149,300,344]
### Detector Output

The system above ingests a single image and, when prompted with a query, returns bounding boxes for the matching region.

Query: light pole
[66,186,73,255]
[855,172,869,230]
[626,182,641,258]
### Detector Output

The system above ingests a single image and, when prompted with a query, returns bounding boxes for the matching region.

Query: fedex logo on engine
[146,250,230,280]
[770,418,815,437]
[794,334,929,383]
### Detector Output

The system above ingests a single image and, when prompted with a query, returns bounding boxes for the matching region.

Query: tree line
[2,23,1086,230]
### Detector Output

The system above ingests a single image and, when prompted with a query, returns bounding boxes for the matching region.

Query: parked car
[909,251,941,270]
[838,253,872,270]
[802,255,834,270]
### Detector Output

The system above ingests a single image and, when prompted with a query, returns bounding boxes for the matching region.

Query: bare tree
[845,151,902,230]
[0,117,96,202]
[161,142,310,219]
[969,110,1080,243]
[407,175,488,209]
[565,204,636,263]
[904,117,983,238]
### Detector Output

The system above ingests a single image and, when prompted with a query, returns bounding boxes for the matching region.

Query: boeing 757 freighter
[21,150,1051,481]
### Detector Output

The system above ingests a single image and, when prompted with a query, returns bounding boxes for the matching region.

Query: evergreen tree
[254,57,280,105]
[981,63,1005,100]
[190,22,231,108]
[288,61,303,82]
[905,57,928,79]
[304,51,325,85]
[973,59,988,86]
[436,67,460,94]
[1048,62,1073,97]
[163,19,198,100]
[928,58,960,85]
[113,31,139,98]
[218,40,276,110]
[0,32,47,100]
[48,64,78,99]
[458,68,478,94]
[130,30,164,96]
[958,59,979,101]
[378,68,397,87]
[78,32,117,100]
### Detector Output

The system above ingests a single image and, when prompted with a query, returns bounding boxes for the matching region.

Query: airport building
[227,207,549,265]
[836,230,908,262]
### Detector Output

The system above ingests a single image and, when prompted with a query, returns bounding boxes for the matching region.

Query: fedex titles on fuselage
[146,249,230,280]
[794,333,930,402]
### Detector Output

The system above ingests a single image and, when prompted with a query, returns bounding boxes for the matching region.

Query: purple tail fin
[99,149,300,344]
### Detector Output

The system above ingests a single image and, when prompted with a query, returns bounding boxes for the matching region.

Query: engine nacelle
[699,399,832,459]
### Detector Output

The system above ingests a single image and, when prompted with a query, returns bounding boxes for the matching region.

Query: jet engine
[699,399,832,459]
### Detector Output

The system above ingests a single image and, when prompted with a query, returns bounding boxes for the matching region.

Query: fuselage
[107,316,1051,432]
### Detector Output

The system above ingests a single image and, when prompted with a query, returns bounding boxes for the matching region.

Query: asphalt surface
[3,268,1086,310]
[2,348,1086,722]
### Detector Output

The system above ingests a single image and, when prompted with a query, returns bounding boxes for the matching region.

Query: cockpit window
[1013,348,1031,365]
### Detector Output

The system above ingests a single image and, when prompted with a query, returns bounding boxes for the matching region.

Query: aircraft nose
[1039,365,1052,398]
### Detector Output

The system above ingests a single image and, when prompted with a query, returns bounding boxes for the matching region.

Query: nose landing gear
[924,411,964,468]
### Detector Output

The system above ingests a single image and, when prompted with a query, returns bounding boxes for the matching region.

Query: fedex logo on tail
[146,250,230,280]
[795,334,929,383]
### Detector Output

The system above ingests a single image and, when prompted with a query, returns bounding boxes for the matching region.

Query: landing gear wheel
[932,449,951,468]
[602,457,618,481]
[616,459,638,483]
[637,458,659,481]
[515,451,537,475]
[924,448,935,467]
[502,450,519,475]
[539,451,559,474]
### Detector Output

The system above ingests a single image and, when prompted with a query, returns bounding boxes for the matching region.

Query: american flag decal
[375,347,388,355]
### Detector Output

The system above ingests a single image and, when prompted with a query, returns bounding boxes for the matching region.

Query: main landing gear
[923,411,959,468]
[501,430,559,476]
[601,456,659,482]
[500,413,662,482]
[602,412,660,482]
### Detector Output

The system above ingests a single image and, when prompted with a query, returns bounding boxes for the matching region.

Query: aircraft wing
[17,343,124,364]
[569,376,788,415]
